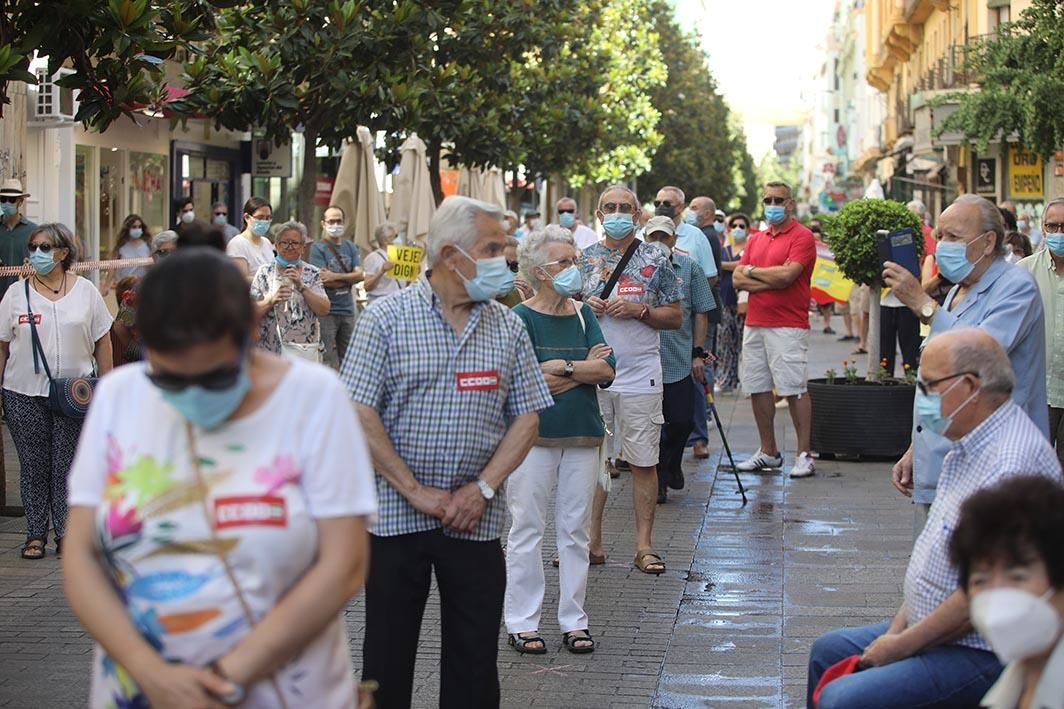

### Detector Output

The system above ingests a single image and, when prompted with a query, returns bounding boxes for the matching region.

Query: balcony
[904,0,950,24]
[895,98,914,138]
[912,36,988,93]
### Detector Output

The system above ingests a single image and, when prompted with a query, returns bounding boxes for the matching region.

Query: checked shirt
[904,401,1061,650]
[342,277,553,541]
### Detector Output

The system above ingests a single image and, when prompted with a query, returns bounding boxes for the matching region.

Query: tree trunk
[428,137,444,206]
[866,283,882,382]
[299,127,318,230]
[507,165,523,213]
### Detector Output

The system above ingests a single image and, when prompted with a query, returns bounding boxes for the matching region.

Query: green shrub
[823,199,923,286]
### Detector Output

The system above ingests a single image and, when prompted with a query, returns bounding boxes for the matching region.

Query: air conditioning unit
[30,67,78,124]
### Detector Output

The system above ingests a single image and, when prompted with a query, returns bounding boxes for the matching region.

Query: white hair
[907,199,926,215]
[952,194,1007,256]
[276,220,308,242]
[426,196,505,266]
[373,221,398,246]
[517,225,575,292]
[152,230,178,253]
[1043,198,1064,225]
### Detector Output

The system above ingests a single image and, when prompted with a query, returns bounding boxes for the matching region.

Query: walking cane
[704,385,748,506]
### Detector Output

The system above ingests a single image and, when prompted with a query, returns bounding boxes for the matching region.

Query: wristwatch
[744,265,756,277]
[208,660,247,706]
[563,360,575,377]
[918,300,938,325]
[638,304,650,321]
[692,346,706,360]
[476,479,496,500]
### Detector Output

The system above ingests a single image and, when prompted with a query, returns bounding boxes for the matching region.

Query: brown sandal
[21,537,46,560]
[634,549,666,575]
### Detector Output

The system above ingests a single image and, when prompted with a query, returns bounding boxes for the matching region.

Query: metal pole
[707,396,748,506]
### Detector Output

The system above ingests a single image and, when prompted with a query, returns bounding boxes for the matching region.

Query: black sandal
[562,630,595,654]
[21,537,46,560]
[508,632,547,655]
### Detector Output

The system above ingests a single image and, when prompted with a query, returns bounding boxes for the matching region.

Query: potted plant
[810,198,923,459]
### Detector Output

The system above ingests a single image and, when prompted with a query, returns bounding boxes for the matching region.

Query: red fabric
[922,224,938,276]
[812,655,862,707]
[739,219,817,328]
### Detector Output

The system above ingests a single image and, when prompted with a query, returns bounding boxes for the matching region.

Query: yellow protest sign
[387,245,424,281]
[1008,149,1044,199]
[810,257,854,304]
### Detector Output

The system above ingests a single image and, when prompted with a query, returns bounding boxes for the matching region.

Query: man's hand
[882,262,932,311]
[406,484,452,519]
[691,356,705,384]
[892,446,914,498]
[320,269,344,287]
[586,344,612,361]
[585,296,607,316]
[441,483,487,532]
[604,298,640,319]
[859,632,914,669]
[137,663,230,709]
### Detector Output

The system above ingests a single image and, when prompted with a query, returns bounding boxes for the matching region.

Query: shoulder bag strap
[599,238,641,299]
[323,240,352,274]
[24,279,55,382]
[571,298,586,334]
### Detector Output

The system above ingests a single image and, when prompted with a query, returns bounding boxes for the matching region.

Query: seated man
[806,328,1062,709]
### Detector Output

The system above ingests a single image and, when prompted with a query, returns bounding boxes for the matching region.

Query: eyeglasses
[714,217,725,223]
[600,202,636,214]
[29,243,54,253]
[277,240,303,249]
[324,219,344,226]
[148,360,245,393]
[153,248,174,259]
[557,209,575,215]
[541,258,575,270]
[762,196,788,206]
[915,371,979,396]
[507,261,519,273]
[652,200,674,208]
[1044,222,1064,234]
[0,197,19,204]
[213,211,227,217]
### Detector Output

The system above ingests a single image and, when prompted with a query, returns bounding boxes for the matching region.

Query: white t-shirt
[363,249,401,301]
[226,234,276,274]
[68,360,377,708]
[0,277,113,396]
[572,224,599,251]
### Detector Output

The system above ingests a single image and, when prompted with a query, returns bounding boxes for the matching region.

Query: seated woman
[62,248,376,708]
[949,475,1064,709]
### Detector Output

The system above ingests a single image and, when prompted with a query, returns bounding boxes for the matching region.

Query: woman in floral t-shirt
[63,249,376,708]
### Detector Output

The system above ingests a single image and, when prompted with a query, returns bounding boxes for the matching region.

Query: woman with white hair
[362,222,402,304]
[504,225,615,656]
[250,221,330,360]
[150,230,178,261]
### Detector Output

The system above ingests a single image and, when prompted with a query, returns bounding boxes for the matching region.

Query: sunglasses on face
[1,197,19,204]
[154,249,174,259]
[652,200,674,208]
[557,209,575,215]
[148,358,245,392]
[507,261,519,273]
[763,196,788,206]
[714,217,725,223]
[730,223,748,230]
[29,243,55,253]
[601,202,636,214]
[213,211,227,217]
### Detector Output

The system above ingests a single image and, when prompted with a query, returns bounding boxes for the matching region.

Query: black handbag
[24,279,97,418]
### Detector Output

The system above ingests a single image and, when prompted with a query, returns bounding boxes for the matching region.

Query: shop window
[128,151,167,236]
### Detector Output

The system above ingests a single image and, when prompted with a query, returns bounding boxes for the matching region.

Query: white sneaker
[789,452,816,478]
[736,449,784,472]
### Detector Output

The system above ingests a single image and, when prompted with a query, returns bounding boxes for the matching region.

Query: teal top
[513,301,616,447]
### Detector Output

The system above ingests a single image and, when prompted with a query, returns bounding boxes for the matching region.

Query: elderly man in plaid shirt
[805,329,1062,709]
[342,196,553,709]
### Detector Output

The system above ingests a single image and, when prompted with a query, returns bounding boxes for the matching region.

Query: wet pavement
[0,327,914,708]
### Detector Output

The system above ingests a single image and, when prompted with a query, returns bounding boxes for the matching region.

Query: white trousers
[504,445,598,634]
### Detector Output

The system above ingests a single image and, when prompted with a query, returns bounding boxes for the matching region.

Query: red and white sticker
[456,370,500,391]
[214,495,287,529]
[617,283,645,296]
[18,314,42,325]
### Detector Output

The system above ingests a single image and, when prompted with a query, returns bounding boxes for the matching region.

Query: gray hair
[373,221,398,247]
[596,183,640,210]
[948,329,1014,400]
[211,201,228,211]
[658,185,686,205]
[765,181,793,197]
[503,210,518,222]
[517,225,575,292]
[907,199,926,215]
[29,223,79,271]
[953,194,1007,256]
[426,196,505,266]
[1043,198,1064,225]
[276,220,308,242]
[152,230,178,254]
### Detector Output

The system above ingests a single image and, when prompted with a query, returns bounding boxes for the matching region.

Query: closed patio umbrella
[480,166,507,210]
[391,133,436,250]
[331,126,386,254]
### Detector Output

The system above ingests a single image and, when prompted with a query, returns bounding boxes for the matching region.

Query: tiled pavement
[0,329,914,708]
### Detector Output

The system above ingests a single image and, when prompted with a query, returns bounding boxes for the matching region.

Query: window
[128,151,167,236]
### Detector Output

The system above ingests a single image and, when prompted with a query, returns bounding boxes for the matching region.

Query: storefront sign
[387,244,424,281]
[975,157,996,194]
[1008,149,1044,199]
[251,139,292,178]
[314,176,334,207]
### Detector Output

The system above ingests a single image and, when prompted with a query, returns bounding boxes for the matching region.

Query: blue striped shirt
[904,401,1062,650]
[341,277,554,541]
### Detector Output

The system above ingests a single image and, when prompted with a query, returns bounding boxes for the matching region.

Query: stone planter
[808,378,915,459]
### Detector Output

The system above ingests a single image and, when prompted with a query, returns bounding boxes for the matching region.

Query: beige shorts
[596,390,663,468]
[836,284,869,316]
[740,326,809,397]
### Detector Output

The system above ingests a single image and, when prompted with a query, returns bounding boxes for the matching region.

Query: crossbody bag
[25,279,97,418]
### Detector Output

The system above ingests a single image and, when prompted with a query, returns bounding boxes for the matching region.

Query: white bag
[277,319,322,363]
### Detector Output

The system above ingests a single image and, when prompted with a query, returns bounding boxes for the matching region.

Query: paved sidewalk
[0,329,915,708]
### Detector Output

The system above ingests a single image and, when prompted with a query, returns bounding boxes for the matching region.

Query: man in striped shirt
[806,328,1062,709]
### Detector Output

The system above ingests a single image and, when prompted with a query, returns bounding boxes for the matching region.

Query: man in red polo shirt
[732,181,818,478]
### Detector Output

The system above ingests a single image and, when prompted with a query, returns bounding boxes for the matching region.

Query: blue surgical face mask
[936,233,987,283]
[548,265,583,297]
[276,254,300,268]
[129,227,143,239]
[558,212,576,229]
[915,376,978,437]
[1046,235,1064,256]
[0,202,17,217]
[602,213,634,240]
[765,205,786,225]
[684,211,699,226]
[713,221,725,234]
[213,214,229,226]
[455,246,512,301]
[160,366,252,431]
[250,219,271,237]
[731,227,747,241]
[29,247,57,274]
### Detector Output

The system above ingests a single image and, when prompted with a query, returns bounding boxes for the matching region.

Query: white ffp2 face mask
[970,587,1061,663]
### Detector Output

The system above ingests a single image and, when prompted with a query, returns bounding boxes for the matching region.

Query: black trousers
[363,529,505,709]
[659,375,695,492]
[880,306,921,376]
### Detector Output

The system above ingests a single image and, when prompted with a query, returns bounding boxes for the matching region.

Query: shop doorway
[171,141,241,230]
